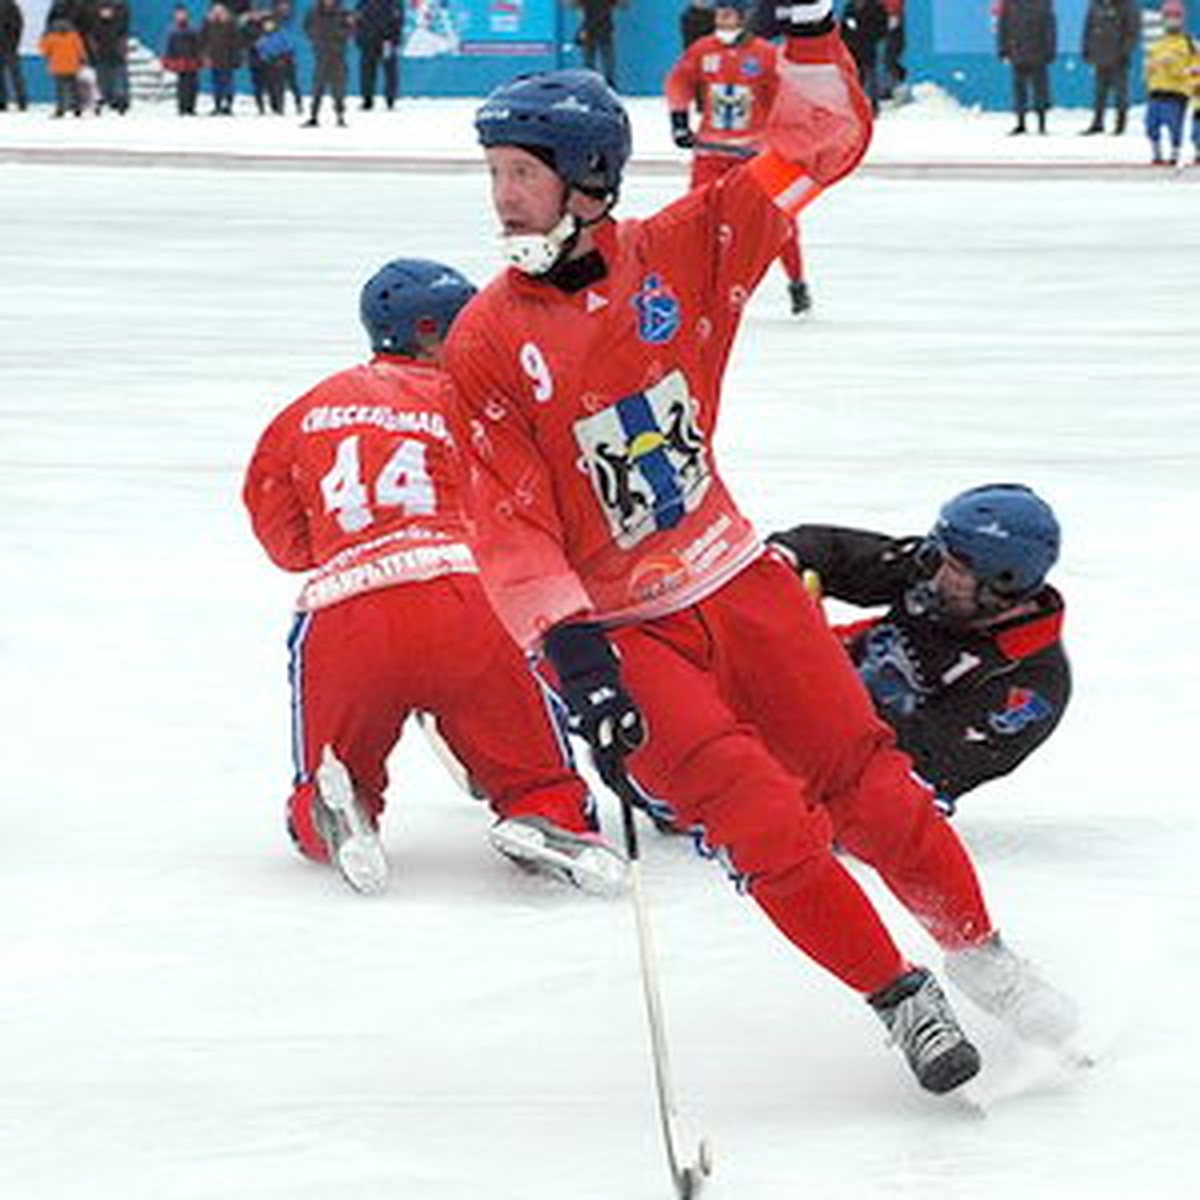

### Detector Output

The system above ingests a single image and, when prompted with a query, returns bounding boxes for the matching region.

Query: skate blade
[317,746,388,896]
[336,834,389,896]
[490,823,627,896]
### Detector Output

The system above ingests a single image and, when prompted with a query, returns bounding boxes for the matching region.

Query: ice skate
[787,279,812,315]
[489,815,627,896]
[945,933,1078,1049]
[870,967,981,1095]
[313,745,389,896]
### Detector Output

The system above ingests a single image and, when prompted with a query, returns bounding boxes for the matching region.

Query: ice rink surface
[2,95,1199,1199]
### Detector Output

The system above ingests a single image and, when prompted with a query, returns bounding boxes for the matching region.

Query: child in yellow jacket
[1144,0,1199,164]
[39,15,88,117]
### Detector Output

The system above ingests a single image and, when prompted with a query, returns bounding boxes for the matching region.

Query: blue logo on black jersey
[988,687,1054,735]
[633,274,681,345]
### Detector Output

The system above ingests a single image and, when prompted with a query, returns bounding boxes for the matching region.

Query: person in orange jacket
[39,13,88,117]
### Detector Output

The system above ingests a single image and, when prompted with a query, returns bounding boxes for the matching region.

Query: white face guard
[499,212,580,276]
[715,27,742,45]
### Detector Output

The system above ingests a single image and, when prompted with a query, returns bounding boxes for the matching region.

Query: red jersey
[244,355,478,611]
[664,32,780,154]
[445,32,870,651]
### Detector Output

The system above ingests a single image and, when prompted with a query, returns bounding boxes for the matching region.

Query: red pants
[612,555,991,995]
[691,152,805,282]
[286,575,591,861]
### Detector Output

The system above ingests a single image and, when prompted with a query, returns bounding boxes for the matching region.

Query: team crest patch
[573,371,710,548]
[988,687,1053,735]
[741,56,763,78]
[632,274,681,345]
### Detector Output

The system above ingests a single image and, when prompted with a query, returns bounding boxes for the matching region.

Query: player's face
[932,554,980,620]
[485,146,568,237]
[714,9,745,33]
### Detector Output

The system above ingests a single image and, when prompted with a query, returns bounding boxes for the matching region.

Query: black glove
[753,0,835,40]
[543,621,646,786]
[670,110,695,149]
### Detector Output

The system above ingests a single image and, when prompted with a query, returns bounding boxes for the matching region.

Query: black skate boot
[787,279,812,315]
[869,968,981,1094]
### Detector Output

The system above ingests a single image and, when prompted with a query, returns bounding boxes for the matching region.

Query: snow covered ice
[1,93,1199,1199]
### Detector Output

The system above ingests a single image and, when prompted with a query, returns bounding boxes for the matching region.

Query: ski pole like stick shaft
[610,764,712,1200]
[691,139,757,159]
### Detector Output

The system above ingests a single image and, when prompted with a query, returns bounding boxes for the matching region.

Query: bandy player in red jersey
[665,0,812,314]
[444,3,1079,1095]
[243,258,625,896]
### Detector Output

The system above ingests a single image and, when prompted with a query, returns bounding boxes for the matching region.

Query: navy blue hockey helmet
[474,69,633,200]
[928,484,1061,600]
[359,258,476,356]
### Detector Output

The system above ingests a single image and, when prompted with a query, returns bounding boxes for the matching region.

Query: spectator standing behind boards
[881,0,906,102]
[270,1,303,112]
[39,12,87,116]
[201,2,242,114]
[302,0,352,127]
[997,0,1057,135]
[0,0,28,112]
[87,0,130,114]
[255,10,297,113]
[1079,0,1139,135]
[355,0,400,110]
[572,0,623,86]
[1143,0,1199,165]
[239,6,270,113]
[840,0,889,112]
[163,4,203,115]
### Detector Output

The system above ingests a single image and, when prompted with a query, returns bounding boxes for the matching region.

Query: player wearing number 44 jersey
[243,258,625,896]
[444,3,1080,1096]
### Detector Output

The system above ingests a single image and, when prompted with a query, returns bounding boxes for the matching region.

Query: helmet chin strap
[500,211,581,276]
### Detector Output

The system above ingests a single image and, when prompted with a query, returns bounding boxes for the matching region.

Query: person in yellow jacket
[39,14,88,117]
[1144,0,1199,164]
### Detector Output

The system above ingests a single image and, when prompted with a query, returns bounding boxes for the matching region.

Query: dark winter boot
[870,968,981,1095]
[1008,120,1027,136]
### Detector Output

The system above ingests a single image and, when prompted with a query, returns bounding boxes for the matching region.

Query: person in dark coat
[768,485,1070,817]
[201,1,242,114]
[0,0,28,111]
[87,0,130,113]
[840,0,889,112]
[355,0,399,110]
[163,3,203,114]
[572,0,623,86]
[1080,0,1140,134]
[998,0,1058,135]
[302,0,352,127]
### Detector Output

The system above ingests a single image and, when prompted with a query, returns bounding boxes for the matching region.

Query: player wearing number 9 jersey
[444,14,1078,1095]
[243,258,625,895]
